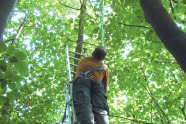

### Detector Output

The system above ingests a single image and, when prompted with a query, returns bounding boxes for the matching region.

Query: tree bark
[0,0,19,45]
[139,0,186,74]
[74,0,87,78]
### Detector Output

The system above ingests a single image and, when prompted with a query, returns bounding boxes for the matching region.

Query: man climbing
[73,46,109,124]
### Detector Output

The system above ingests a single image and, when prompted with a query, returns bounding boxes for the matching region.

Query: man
[73,47,109,124]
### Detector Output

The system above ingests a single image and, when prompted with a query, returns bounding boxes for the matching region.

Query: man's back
[73,47,109,124]
[75,57,109,92]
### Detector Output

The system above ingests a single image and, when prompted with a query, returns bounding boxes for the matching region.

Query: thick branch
[74,0,87,78]
[0,0,19,45]
[58,0,80,10]
[140,0,186,74]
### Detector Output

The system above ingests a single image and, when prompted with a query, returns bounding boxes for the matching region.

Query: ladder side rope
[101,0,104,47]
[63,44,87,124]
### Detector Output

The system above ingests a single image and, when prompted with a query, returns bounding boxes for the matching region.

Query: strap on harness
[78,66,107,77]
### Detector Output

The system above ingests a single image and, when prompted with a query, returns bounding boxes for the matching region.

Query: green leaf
[14,51,27,60]
[4,68,13,78]
[0,79,6,93]
[16,119,28,124]
[7,90,22,102]
[0,96,9,104]
[14,60,28,75]
[7,82,17,90]
[0,79,6,89]
[0,42,6,53]
[183,0,186,4]
[6,45,16,56]
[0,70,4,79]
[9,56,18,63]
[9,74,22,82]
[0,60,7,71]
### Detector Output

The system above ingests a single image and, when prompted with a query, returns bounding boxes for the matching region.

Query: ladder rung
[69,56,80,61]
[69,50,84,56]
[70,63,78,67]
[71,71,76,74]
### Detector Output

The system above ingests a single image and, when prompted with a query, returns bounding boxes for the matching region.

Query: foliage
[0,0,185,123]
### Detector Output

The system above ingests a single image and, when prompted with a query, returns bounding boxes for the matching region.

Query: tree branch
[169,0,175,14]
[178,100,186,121]
[119,23,149,28]
[172,72,180,85]
[58,0,80,10]
[153,60,178,64]
[150,40,162,43]
[139,0,186,74]
[11,9,30,45]
[0,0,19,45]
[140,67,170,124]
[61,31,76,42]
[172,0,178,3]
[74,0,87,78]
[109,115,153,124]
[141,67,152,94]
[4,38,14,42]
[182,71,186,80]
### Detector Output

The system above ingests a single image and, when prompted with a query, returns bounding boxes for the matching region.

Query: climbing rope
[101,0,105,47]
[58,99,72,124]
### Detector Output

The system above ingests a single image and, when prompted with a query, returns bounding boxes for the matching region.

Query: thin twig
[169,0,175,14]
[109,115,153,124]
[140,67,170,124]
[154,60,178,64]
[182,71,186,80]
[61,31,76,42]
[11,9,30,45]
[141,83,170,123]
[3,38,14,42]
[58,0,80,10]
[172,0,178,3]
[178,100,186,121]
[150,40,162,43]
[141,67,152,95]
[172,72,180,85]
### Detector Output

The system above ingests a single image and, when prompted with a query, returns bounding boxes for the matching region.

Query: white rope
[101,0,104,47]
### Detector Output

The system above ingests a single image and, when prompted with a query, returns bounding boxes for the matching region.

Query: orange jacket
[75,57,109,92]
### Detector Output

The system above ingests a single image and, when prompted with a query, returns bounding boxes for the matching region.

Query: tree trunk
[139,0,186,74]
[0,0,19,45]
[74,0,87,78]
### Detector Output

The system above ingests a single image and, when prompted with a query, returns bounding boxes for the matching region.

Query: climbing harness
[78,66,107,78]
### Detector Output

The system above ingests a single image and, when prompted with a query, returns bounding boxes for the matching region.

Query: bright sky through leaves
[0,0,185,123]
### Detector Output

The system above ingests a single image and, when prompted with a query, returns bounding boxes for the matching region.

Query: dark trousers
[73,77,109,124]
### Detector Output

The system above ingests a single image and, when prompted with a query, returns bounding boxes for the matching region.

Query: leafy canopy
[0,0,185,123]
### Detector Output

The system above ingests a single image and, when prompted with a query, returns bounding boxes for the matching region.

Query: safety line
[60,99,72,124]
